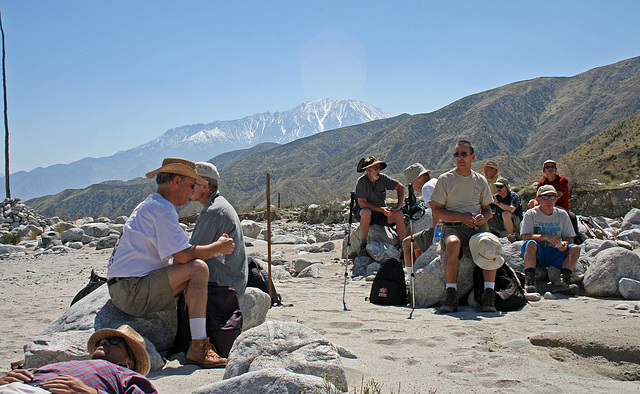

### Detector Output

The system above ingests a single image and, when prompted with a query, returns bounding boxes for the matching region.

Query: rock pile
[0,198,51,236]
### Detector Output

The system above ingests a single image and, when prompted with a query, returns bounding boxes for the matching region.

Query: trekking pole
[342,192,356,311]
[408,218,417,319]
[266,173,273,304]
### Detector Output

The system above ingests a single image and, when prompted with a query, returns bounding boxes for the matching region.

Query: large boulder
[366,240,401,263]
[238,287,271,331]
[241,220,262,239]
[343,223,400,258]
[194,367,339,394]
[297,263,325,278]
[80,223,112,238]
[60,227,84,243]
[224,320,348,392]
[583,247,640,297]
[413,244,476,308]
[621,208,640,231]
[619,278,640,300]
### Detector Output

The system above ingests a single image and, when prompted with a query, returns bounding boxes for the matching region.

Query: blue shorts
[521,240,574,268]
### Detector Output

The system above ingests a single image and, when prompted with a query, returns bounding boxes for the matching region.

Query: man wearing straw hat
[354,156,406,256]
[0,325,156,393]
[479,160,502,194]
[107,158,234,368]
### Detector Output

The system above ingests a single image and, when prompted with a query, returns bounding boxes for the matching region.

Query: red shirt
[537,176,569,210]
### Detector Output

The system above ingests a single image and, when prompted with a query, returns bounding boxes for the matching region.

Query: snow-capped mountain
[134,98,392,158]
[9,99,392,201]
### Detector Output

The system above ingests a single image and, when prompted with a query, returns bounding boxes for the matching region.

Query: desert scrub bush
[1,231,22,245]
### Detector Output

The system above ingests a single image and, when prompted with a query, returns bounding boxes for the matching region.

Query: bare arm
[393,183,405,210]
[172,235,235,264]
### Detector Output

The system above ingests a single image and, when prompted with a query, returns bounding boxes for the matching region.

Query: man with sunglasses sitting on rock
[0,325,157,393]
[430,140,497,313]
[521,185,580,296]
[107,158,235,368]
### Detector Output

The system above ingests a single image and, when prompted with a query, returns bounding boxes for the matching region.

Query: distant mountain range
[3,98,392,201]
[25,56,640,219]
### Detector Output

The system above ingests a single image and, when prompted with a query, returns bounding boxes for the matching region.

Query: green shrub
[1,231,22,245]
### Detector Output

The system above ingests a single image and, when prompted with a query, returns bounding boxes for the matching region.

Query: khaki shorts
[108,267,175,317]
[413,227,434,251]
[441,224,487,258]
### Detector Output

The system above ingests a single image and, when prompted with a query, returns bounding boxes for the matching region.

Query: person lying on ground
[0,325,157,393]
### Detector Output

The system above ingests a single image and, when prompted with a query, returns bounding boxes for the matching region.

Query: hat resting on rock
[87,324,151,375]
[403,163,430,183]
[146,158,207,185]
[469,232,505,270]
[357,156,387,173]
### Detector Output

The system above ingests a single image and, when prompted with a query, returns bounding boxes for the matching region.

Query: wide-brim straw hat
[403,163,430,183]
[88,325,151,375]
[479,160,502,174]
[357,156,387,173]
[469,232,505,270]
[146,158,207,185]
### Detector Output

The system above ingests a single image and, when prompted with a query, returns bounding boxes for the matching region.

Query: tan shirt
[431,169,493,215]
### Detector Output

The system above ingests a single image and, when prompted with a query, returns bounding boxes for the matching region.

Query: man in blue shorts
[520,185,580,295]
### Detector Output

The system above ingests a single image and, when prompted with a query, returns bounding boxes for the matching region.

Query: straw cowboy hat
[357,156,387,173]
[479,160,502,174]
[403,163,431,184]
[469,232,505,270]
[88,325,151,375]
[146,158,207,185]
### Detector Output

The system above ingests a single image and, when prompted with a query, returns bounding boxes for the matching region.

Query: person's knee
[445,236,461,252]
[186,259,209,277]
[502,211,512,220]
[569,244,580,256]
[524,242,538,256]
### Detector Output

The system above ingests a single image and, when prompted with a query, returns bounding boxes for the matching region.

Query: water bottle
[432,220,443,244]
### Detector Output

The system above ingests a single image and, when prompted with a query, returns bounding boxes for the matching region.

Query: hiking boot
[555,273,578,296]
[186,338,227,368]
[481,288,497,312]
[357,243,368,257]
[439,287,458,313]
[525,272,536,294]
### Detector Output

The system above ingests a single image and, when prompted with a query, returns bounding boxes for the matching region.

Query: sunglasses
[544,165,556,169]
[453,152,470,158]
[97,337,135,360]
[539,194,557,200]
[495,185,505,189]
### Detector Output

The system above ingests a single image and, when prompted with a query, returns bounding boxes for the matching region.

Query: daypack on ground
[247,257,282,306]
[173,282,243,358]
[70,269,107,306]
[369,258,407,306]
[473,263,527,311]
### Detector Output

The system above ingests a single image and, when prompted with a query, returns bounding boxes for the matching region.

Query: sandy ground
[1,241,640,393]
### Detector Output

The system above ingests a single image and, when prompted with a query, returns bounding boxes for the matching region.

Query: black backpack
[70,269,107,306]
[369,258,407,306]
[473,264,527,311]
[172,282,243,358]
[246,257,282,306]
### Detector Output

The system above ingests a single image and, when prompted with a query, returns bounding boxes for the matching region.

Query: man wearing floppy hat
[0,325,156,393]
[480,160,502,194]
[107,158,235,368]
[354,156,406,256]
[401,163,437,275]
[487,177,523,242]
[190,162,248,295]
[520,185,580,295]
[430,141,497,313]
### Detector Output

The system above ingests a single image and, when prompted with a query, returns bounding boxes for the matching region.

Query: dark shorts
[356,209,395,227]
[414,227,435,251]
[108,267,175,317]
[520,240,574,268]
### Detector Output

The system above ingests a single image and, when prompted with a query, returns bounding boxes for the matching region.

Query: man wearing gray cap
[191,162,248,296]
[401,163,437,275]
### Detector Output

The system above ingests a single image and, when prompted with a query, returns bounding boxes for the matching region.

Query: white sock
[189,318,207,340]
[484,282,495,290]
[446,283,457,290]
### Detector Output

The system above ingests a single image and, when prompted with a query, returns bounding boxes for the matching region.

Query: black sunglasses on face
[98,337,136,362]
[544,165,556,169]
[496,185,505,189]
[453,152,469,158]
[539,194,557,200]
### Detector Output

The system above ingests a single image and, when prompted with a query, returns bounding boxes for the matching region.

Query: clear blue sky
[1,1,639,173]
